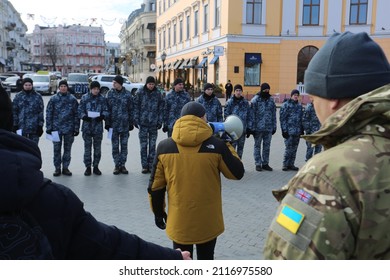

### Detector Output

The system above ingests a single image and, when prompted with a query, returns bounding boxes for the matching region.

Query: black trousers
[173,238,217,260]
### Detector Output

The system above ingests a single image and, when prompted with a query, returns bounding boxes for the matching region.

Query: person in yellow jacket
[148,101,245,260]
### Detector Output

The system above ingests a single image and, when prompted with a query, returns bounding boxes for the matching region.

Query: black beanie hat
[59,80,68,87]
[113,75,124,85]
[0,83,13,131]
[22,77,33,86]
[234,84,243,91]
[291,89,300,96]
[260,83,270,91]
[203,83,213,91]
[173,78,184,86]
[304,31,390,99]
[180,101,206,118]
[90,81,100,89]
[146,76,156,84]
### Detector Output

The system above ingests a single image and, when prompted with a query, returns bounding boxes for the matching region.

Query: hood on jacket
[172,115,213,147]
[304,85,390,149]
[0,130,43,211]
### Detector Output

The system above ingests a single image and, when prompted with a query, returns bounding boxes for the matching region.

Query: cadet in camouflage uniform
[105,75,134,175]
[249,83,276,171]
[264,32,390,259]
[224,84,252,159]
[46,80,80,176]
[133,76,164,174]
[279,89,303,171]
[162,78,191,137]
[12,78,44,144]
[78,81,109,176]
[195,83,223,122]
[302,102,322,161]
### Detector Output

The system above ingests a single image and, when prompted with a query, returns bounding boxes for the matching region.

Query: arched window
[297,46,318,84]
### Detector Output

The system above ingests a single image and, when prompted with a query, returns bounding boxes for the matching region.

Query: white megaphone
[209,115,244,141]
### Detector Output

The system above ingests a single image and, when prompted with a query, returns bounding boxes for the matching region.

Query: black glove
[12,125,18,133]
[104,125,111,131]
[73,131,79,137]
[46,130,52,135]
[220,131,233,142]
[95,115,104,122]
[162,125,168,133]
[134,122,139,129]
[301,128,305,136]
[246,128,252,138]
[272,129,276,135]
[157,123,162,130]
[155,212,168,230]
[282,131,289,139]
[37,126,43,137]
[129,124,134,131]
[82,116,92,122]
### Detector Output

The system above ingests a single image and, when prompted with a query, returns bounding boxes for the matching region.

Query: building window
[163,30,166,49]
[159,1,161,15]
[246,0,262,24]
[303,0,320,25]
[179,19,183,42]
[298,46,318,84]
[168,27,171,47]
[194,10,199,36]
[215,0,221,27]
[350,0,368,24]
[204,4,209,32]
[173,23,177,45]
[163,0,166,11]
[244,53,262,86]
[186,15,191,40]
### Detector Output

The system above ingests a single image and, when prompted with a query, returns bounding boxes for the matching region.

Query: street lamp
[161,51,167,90]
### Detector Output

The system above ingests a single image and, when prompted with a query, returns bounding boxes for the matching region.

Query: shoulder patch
[276,204,305,234]
[294,189,313,204]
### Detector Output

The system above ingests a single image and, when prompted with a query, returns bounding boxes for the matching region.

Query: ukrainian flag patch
[276,204,305,234]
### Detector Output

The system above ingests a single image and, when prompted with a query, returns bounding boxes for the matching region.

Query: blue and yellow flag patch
[276,204,305,234]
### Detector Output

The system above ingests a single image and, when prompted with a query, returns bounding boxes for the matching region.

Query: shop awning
[245,53,262,65]
[196,57,208,68]
[209,55,219,64]
[179,58,191,69]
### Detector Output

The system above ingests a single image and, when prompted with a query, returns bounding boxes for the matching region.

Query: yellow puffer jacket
[148,115,244,244]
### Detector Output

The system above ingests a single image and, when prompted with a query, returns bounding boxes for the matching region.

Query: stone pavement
[36,95,308,260]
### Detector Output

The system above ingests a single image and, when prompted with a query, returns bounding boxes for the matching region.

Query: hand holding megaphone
[209,115,244,141]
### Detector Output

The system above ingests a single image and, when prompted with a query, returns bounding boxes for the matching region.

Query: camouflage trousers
[111,131,129,167]
[82,133,103,167]
[22,133,40,145]
[305,141,322,161]
[53,134,75,169]
[253,131,272,166]
[231,134,246,159]
[283,135,300,167]
[138,126,158,170]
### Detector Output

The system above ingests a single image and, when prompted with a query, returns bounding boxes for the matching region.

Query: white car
[31,74,57,95]
[90,74,143,96]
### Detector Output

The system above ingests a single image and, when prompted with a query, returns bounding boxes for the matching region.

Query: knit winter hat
[173,78,184,86]
[260,83,270,91]
[22,77,33,85]
[113,75,124,85]
[180,101,206,118]
[90,81,100,89]
[59,80,68,87]
[291,89,300,96]
[234,84,243,91]
[203,83,213,91]
[146,76,156,84]
[304,31,390,99]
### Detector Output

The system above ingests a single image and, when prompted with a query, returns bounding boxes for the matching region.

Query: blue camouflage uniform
[303,102,322,161]
[46,92,80,170]
[224,96,252,159]
[163,89,191,137]
[78,92,109,168]
[195,93,223,122]
[250,92,277,167]
[280,98,303,168]
[106,87,134,168]
[12,89,44,144]
[133,85,164,171]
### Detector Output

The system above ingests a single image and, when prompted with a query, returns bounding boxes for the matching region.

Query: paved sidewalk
[36,95,308,260]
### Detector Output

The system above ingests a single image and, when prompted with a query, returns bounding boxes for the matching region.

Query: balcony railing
[142,38,156,45]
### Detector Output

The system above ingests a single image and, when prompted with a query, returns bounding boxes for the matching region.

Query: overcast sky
[9,0,144,43]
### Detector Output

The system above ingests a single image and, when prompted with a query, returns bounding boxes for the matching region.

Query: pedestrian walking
[302,101,322,161]
[224,80,233,101]
[195,83,223,122]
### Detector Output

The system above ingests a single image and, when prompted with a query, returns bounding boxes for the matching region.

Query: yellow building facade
[156,0,390,97]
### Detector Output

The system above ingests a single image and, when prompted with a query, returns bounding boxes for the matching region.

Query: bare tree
[45,35,62,71]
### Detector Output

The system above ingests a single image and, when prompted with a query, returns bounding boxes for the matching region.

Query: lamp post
[161,51,167,91]
[191,57,197,100]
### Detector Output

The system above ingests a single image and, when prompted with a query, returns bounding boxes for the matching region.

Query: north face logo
[206,144,215,149]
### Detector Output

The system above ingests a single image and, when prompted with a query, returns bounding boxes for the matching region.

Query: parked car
[2,76,20,94]
[31,74,58,95]
[66,73,89,99]
[90,74,143,96]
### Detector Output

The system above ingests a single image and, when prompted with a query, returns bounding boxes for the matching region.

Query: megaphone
[209,115,244,141]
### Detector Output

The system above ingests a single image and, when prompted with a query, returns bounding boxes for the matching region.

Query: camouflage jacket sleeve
[263,170,357,260]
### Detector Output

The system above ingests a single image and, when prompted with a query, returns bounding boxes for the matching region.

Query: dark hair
[0,83,13,131]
